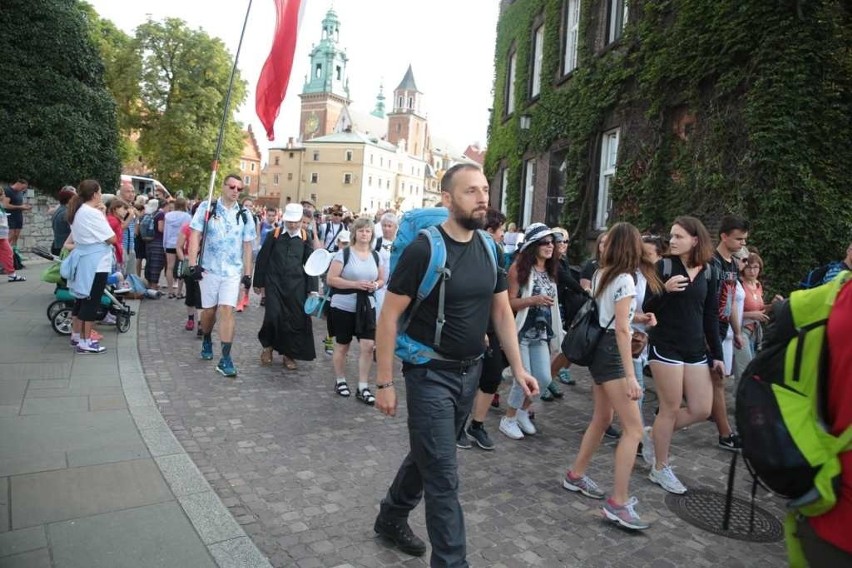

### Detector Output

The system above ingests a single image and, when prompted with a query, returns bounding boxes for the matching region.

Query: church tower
[299,8,350,141]
[370,82,386,118]
[387,65,428,159]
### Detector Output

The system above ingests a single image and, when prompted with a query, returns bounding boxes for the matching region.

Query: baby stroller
[32,246,135,335]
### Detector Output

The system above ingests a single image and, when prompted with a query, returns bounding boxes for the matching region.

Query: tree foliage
[135,18,246,197]
[485,0,852,293]
[0,0,120,192]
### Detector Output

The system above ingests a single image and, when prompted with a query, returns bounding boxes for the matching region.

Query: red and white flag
[256,0,304,141]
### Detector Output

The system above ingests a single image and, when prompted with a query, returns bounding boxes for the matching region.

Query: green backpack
[732,271,852,564]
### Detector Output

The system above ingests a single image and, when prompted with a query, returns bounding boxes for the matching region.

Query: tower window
[398,96,403,108]
[345,150,353,161]
[336,66,342,80]
[315,64,322,78]
[408,97,413,109]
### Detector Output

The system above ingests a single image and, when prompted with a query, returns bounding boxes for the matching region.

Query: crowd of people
[7,164,850,566]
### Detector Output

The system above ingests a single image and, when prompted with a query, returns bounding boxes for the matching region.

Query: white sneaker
[649,464,687,494]
[100,313,117,325]
[499,417,524,440]
[516,409,537,435]
[501,367,513,381]
[641,426,656,466]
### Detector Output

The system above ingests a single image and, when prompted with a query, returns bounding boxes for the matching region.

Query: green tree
[135,18,246,197]
[0,0,120,192]
[78,2,143,166]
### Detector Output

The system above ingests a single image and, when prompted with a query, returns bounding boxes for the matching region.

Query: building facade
[239,125,262,196]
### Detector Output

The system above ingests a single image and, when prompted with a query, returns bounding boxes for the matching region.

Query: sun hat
[304,248,333,276]
[337,230,351,243]
[519,223,558,253]
[144,199,159,215]
[282,203,303,222]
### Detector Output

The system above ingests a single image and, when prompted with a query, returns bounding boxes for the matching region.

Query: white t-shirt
[631,271,648,334]
[71,203,115,273]
[594,271,636,329]
[329,249,380,312]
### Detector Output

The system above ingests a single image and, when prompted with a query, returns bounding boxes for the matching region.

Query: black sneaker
[466,425,495,451]
[718,433,742,452]
[604,425,622,439]
[374,516,427,557]
[456,428,472,450]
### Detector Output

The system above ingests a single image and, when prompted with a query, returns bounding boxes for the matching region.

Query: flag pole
[199,0,253,266]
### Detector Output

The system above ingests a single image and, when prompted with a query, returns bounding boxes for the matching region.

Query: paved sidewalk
[0,265,270,568]
[140,291,789,568]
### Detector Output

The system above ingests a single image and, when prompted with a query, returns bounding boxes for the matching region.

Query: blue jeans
[379,362,480,567]
[507,339,552,409]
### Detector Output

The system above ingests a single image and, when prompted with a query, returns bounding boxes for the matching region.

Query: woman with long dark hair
[562,222,662,529]
[499,223,563,440]
[642,216,724,494]
[64,180,115,354]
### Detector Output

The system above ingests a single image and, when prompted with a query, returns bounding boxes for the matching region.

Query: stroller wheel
[51,307,74,335]
[116,312,132,333]
[47,300,68,321]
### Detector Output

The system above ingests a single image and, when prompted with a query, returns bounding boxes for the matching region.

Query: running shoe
[499,417,524,440]
[604,425,622,439]
[201,338,214,360]
[558,368,575,385]
[547,381,564,398]
[602,497,650,530]
[718,433,742,452]
[516,409,536,435]
[456,429,472,450]
[324,337,334,356]
[216,357,237,377]
[184,319,195,331]
[466,424,495,450]
[101,313,117,325]
[562,471,605,499]
[649,464,687,494]
[76,341,106,354]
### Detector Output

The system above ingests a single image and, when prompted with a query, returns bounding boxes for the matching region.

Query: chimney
[287,137,294,149]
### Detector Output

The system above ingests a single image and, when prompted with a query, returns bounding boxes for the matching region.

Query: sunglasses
[332,213,342,217]
[226,184,242,190]
[538,239,555,246]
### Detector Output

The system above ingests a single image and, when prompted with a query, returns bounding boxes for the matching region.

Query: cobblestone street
[139,295,788,568]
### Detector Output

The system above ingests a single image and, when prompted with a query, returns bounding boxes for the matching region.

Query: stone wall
[16,195,59,258]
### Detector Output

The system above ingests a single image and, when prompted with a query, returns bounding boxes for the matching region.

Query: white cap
[144,199,159,214]
[282,203,303,222]
[337,230,351,243]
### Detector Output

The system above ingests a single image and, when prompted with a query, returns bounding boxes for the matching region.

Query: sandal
[335,380,350,397]
[260,347,273,365]
[356,388,375,406]
[282,356,297,370]
[8,275,26,282]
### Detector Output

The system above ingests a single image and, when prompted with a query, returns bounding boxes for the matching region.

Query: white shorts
[199,272,241,308]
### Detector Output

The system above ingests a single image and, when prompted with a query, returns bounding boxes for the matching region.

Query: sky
[86,0,500,158]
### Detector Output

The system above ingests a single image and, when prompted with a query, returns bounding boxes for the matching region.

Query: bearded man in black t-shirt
[373,164,538,566]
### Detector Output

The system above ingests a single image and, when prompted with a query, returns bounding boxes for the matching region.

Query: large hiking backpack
[389,207,498,364]
[139,213,156,241]
[799,260,846,290]
[733,271,852,518]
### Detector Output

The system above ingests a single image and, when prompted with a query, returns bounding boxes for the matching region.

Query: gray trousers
[379,361,481,568]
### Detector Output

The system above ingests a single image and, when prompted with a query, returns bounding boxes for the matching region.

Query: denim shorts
[588,332,626,384]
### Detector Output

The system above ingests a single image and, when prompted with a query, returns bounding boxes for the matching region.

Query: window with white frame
[563,0,580,74]
[310,172,318,184]
[523,159,535,228]
[506,51,517,115]
[244,176,250,185]
[500,168,509,213]
[607,0,628,44]
[596,128,620,229]
[250,162,256,172]
[531,25,544,98]
[240,160,246,170]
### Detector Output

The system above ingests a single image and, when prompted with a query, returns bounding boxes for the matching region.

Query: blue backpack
[389,207,499,364]
[139,213,156,241]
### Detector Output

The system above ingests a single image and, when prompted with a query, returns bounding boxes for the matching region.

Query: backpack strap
[662,257,712,282]
[399,227,448,342]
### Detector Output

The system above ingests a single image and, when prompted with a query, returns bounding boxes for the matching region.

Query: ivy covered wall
[485,0,852,293]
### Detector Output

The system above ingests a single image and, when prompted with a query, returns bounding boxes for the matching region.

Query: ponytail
[66,179,102,225]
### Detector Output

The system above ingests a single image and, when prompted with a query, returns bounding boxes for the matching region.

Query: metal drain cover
[665,489,784,543]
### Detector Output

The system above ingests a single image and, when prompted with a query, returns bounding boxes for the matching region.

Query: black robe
[254,231,317,360]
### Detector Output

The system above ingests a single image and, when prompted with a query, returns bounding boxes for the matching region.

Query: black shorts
[165,247,177,254]
[478,332,504,394]
[134,238,146,260]
[588,332,626,384]
[330,307,375,344]
[71,272,108,322]
[647,342,708,366]
[184,278,202,310]
[7,213,22,230]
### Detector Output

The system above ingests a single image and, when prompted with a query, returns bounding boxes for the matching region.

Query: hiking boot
[602,497,650,530]
[547,381,564,398]
[562,471,605,499]
[373,516,426,557]
[649,464,687,494]
[604,425,622,439]
[641,426,655,466]
[499,417,524,440]
[718,433,742,452]
[558,368,575,385]
[456,428,472,450]
[201,338,214,360]
[516,409,536,435]
[216,357,237,378]
[466,424,495,450]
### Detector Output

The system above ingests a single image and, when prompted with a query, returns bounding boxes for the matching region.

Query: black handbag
[561,294,614,367]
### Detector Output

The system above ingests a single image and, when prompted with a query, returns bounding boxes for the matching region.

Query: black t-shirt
[580,259,598,282]
[388,227,508,360]
[711,251,738,338]
[4,185,23,224]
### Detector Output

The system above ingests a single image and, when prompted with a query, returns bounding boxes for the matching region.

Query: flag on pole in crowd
[256,0,304,141]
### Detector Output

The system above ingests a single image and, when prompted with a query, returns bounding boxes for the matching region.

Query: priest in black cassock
[253,203,317,370]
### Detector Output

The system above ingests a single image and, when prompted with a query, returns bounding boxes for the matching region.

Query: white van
[120,175,172,200]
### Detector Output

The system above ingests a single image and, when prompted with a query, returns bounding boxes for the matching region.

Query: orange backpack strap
[273,226,281,239]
